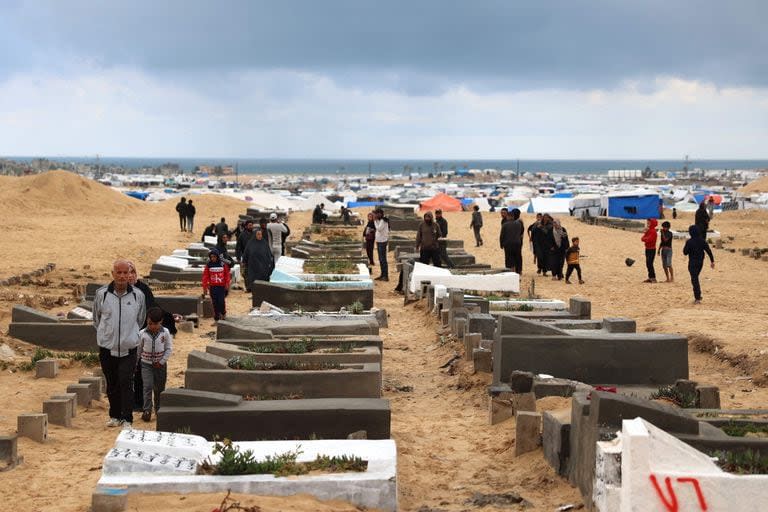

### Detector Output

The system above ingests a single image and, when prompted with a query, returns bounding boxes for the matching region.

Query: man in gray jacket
[93,259,146,428]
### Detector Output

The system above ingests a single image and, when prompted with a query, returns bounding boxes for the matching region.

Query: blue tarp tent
[347,201,383,208]
[601,191,660,219]
[124,191,149,201]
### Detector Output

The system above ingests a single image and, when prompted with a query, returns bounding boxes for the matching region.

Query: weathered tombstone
[17,413,47,443]
[696,385,721,409]
[515,411,542,456]
[0,435,20,469]
[66,383,92,408]
[50,393,77,418]
[473,348,492,373]
[91,488,128,512]
[35,359,58,379]
[42,399,71,427]
[488,391,536,425]
[464,333,481,361]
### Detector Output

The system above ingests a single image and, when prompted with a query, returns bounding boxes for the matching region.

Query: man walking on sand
[175,197,187,232]
[93,259,146,428]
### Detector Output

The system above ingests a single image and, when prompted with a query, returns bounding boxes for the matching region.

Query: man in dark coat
[215,217,229,241]
[175,197,187,232]
[236,220,256,290]
[683,225,715,304]
[186,200,196,233]
[434,209,455,268]
[500,208,524,273]
[695,201,710,239]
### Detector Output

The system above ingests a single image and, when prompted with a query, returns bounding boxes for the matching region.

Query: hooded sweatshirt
[202,249,231,290]
[641,219,658,249]
[683,225,715,264]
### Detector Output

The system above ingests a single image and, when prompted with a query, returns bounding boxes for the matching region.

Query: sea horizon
[4,156,768,176]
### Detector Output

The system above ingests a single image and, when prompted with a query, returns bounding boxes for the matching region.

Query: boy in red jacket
[641,218,658,283]
[202,248,231,322]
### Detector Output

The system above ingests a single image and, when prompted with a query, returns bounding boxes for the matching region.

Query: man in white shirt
[266,213,288,262]
[373,208,390,281]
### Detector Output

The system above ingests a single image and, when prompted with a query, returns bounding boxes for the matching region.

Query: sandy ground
[1,171,767,510]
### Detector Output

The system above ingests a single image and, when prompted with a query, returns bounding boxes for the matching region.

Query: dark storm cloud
[2,0,767,91]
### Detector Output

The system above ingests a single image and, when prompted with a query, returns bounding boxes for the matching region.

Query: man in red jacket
[202,249,231,322]
[641,218,658,283]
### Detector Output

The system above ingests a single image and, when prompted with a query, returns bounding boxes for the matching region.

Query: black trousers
[645,248,656,279]
[472,226,483,245]
[566,264,582,281]
[178,214,186,231]
[210,286,227,320]
[365,239,375,265]
[419,248,441,267]
[100,347,137,423]
[548,250,563,278]
[503,244,523,273]
[438,240,454,268]
[689,260,703,300]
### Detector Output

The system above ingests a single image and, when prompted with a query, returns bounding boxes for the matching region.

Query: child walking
[138,307,173,422]
[658,221,674,282]
[202,248,231,322]
[565,237,584,284]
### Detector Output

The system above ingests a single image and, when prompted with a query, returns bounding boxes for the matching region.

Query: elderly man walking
[93,259,146,428]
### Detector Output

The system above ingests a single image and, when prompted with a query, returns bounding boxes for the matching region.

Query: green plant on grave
[227,356,343,371]
[18,348,99,371]
[304,259,357,274]
[711,449,768,474]
[720,421,768,438]
[70,351,100,367]
[321,341,357,353]
[348,300,365,314]
[243,338,317,354]
[311,224,322,234]
[649,385,697,408]
[197,439,367,476]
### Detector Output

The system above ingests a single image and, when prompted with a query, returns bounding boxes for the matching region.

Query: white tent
[525,197,572,214]
[569,193,601,217]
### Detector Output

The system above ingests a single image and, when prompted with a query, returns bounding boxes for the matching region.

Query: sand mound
[738,175,768,194]
[0,170,140,216]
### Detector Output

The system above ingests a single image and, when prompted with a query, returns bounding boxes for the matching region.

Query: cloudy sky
[1,1,766,159]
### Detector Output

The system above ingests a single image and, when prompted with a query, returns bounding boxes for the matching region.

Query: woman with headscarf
[547,219,569,280]
[363,211,376,266]
[241,228,275,291]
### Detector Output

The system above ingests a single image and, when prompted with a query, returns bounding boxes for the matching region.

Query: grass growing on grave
[304,259,358,274]
[319,341,359,353]
[227,356,345,371]
[649,385,697,408]
[243,338,318,354]
[720,421,768,438]
[348,300,365,314]
[712,449,768,474]
[311,275,355,282]
[197,439,368,476]
[242,392,304,401]
[17,347,99,371]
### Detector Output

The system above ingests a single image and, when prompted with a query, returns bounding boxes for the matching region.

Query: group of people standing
[175,197,196,232]
[641,201,715,304]
[363,208,391,281]
[202,214,292,322]
[516,211,584,284]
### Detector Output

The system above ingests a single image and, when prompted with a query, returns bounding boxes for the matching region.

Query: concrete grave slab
[543,408,571,477]
[161,388,243,408]
[594,418,768,512]
[0,435,21,471]
[156,398,391,441]
[98,438,398,512]
[184,363,381,399]
[493,333,688,385]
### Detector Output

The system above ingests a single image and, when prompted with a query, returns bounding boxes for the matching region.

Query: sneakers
[693,299,702,305]
[579,280,585,284]
[565,280,572,284]
[106,418,122,428]
[141,411,152,422]
[121,421,133,430]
